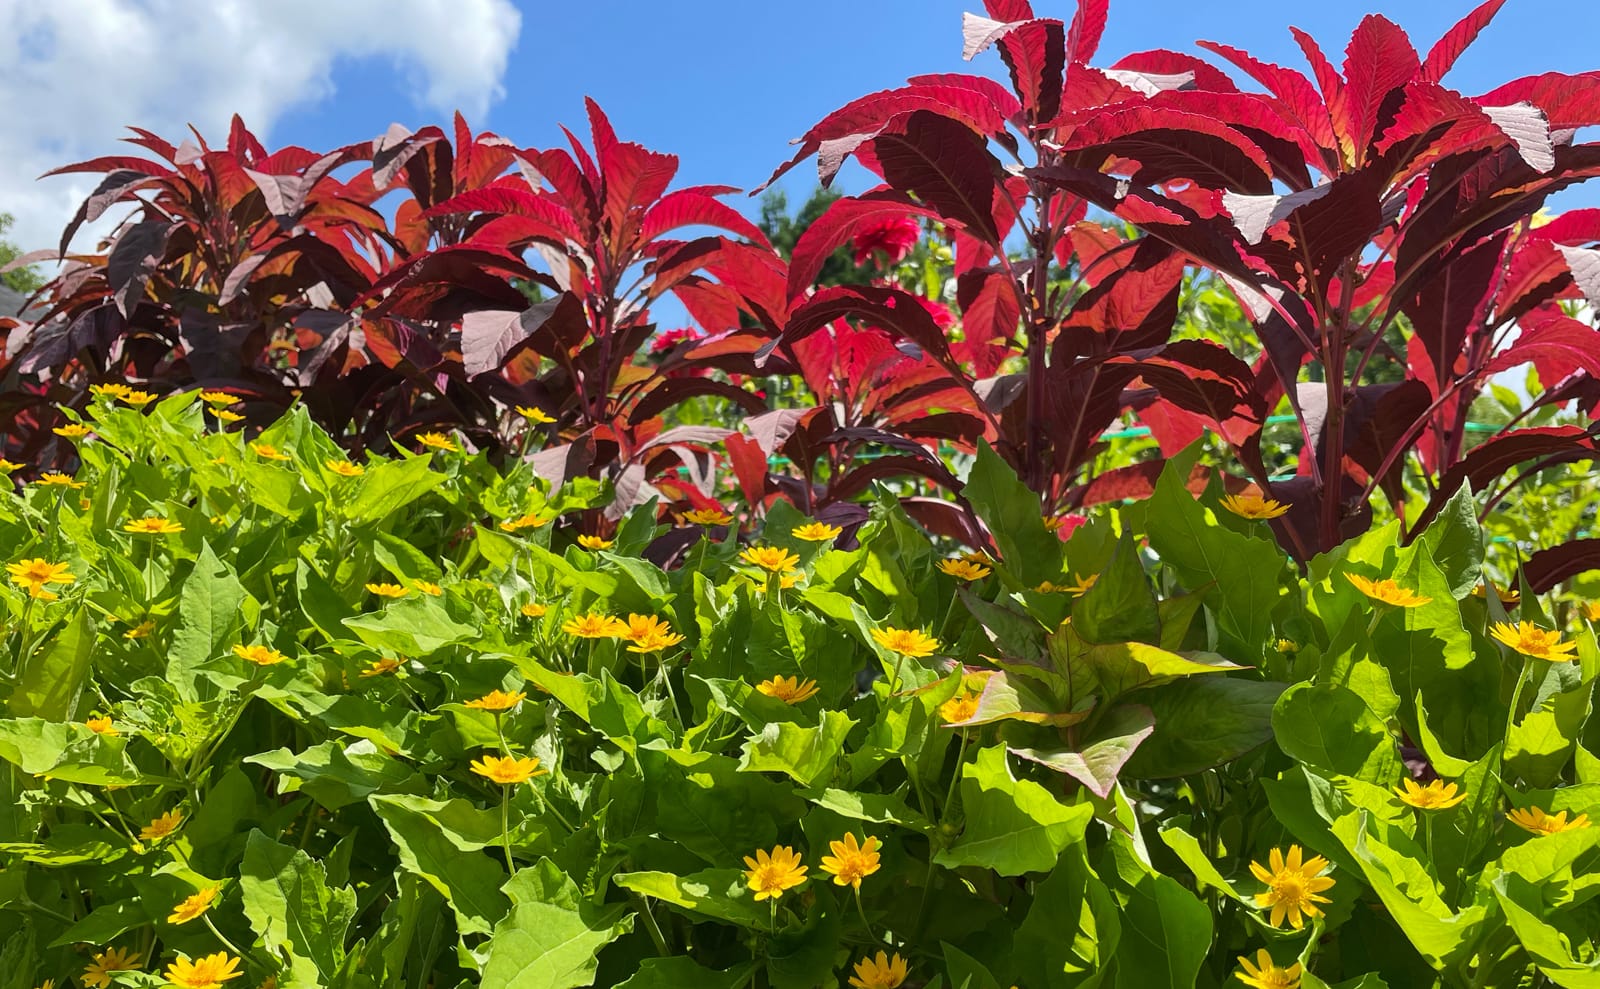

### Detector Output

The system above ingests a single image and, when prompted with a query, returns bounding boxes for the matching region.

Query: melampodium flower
[121,389,156,406]
[124,516,183,534]
[756,676,820,704]
[848,951,908,989]
[91,383,132,401]
[164,952,242,989]
[81,946,141,988]
[1581,602,1600,623]
[1507,806,1591,836]
[1249,845,1334,930]
[1221,493,1291,520]
[1236,949,1302,989]
[415,432,458,452]
[1489,621,1577,662]
[563,613,628,638]
[940,691,981,725]
[325,459,364,477]
[516,405,556,423]
[54,423,91,438]
[200,391,235,405]
[0,458,20,472]
[125,620,155,640]
[1396,779,1467,811]
[213,410,245,423]
[792,521,842,542]
[740,544,801,573]
[470,753,547,784]
[6,558,75,600]
[1273,638,1298,654]
[742,845,807,901]
[232,644,287,666]
[1472,583,1520,606]
[168,886,219,925]
[819,833,881,889]
[140,810,183,842]
[412,580,443,596]
[500,512,550,532]
[366,582,409,599]
[871,626,940,658]
[361,657,402,677]
[679,508,734,526]
[623,613,686,653]
[85,716,119,737]
[35,471,85,488]
[938,558,992,581]
[1345,573,1432,608]
[578,535,614,550]
[520,602,548,618]
[465,689,527,712]
[250,443,291,461]
[1065,573,1099,597]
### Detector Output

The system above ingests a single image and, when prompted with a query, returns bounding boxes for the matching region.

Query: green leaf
[1085,642,1244,699]
[1273,683,1401,784]
[1336,812,1485,967]
[168,541,247,699]
[1074,533,1160,645]
[1410,483,1484,600]
[615,959,753,989]
[343,593,478,656]
[8,607,93,720]
[346,454,445,524]
[738,711,855,786]
[1493,873,1600,988]
[369,794,509,935]
[1157,827,1245,902]
[934,746,1093,876]
[1507,683,1592,788]
[1010,705,1155,799]
[767,896,842,989]
[612,869,768,928]
[964,442,1058,585]
[480,859,631,989]
[1014,846,1119,989]
[239,830,356,987]
[1108,832,1211,989]
[1123,678,1283,779]
[247,741,422,810]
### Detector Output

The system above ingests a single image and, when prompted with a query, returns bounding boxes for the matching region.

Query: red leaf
[1482,306,1600,384]
[786,192,943,301]
[642,190,770,248]
[724,432,772,508]
[771,286,955,368]
[1479,71,1600,130]
[599,140,678,241]
[460,292,588,376]
[869,111,1002,241]
[1335,15,1421,162]
[1113,50,1239,93]
[1400,232,1504,393]
[955,271,1022,378]
[1054,106,1274,193]
[907,73,1023,120]
[1196,41,1336,156]
[963,14,1066,122]
[1521,539,1600,594]
[1066,0,1109,65]
[1411,426,1597,534]
[1421,0,1508,83]
[983,0,1034,20]
[1529,208,1600,246]
[423,186,582,243]
[41,156,167,178]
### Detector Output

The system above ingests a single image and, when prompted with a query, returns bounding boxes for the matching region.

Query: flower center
[754,864,786,892]
[1270,875,1307,908]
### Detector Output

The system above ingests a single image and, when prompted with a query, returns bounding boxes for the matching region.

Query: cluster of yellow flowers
[560,612,686,652]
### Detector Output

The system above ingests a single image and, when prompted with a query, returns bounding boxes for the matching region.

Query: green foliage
[0,212,45,296]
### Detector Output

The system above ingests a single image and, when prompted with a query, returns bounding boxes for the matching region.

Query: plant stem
[853,885,877,944]
[500,784,515,876]
[636,895,671,956]
[203,913,247,957]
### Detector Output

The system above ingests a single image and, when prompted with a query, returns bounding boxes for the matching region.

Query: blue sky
[272,0,1600,215]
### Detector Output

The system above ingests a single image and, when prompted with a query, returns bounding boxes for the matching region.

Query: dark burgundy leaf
[870,111,1003,241]
[1482,306,1600,384]
[106,220,175,317]
[1410,426,1597,534]
[460,292,587,377]
[1521,539,1600,594]
[1053,105,1274,193]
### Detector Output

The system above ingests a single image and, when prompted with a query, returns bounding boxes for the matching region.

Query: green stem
[534,782,576,834]
[636,896,671,956]
[203,913,246,957]
[853,885,878,944]
[500,784,516,876]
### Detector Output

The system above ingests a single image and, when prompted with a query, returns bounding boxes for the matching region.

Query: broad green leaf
[247,741,422,810]
[8,607,92,720]
[934,746,1092,876]
[1014,845,1119,989]
[168,541,248,699]
[1085,642,1244,698]
[738,711,855,786]
[1507,683,1592,787]
[766,896,841,989]
[1157,827,1245,902]
[1493,873,1600,988]
[240,830,356,987]
[481,859,630,989]
[1074,533,1160,645]
[1273,683,1401,784]
[343,593,478,655]
[803,788,932,833]
[1123,678,1283,779]
[612,869,768,928]
[346,454,445,524]
[1338,812,1485,967]
[0,719,74,774]
[369,794,509,934]
[1409,483,1483,600]
[964,442,1059,586]
[615,958,753,989]
[1108,832,1211,989]
[1010,705,1155,799]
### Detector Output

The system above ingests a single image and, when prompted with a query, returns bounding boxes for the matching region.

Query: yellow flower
[232,643,287,666]
[500,512,550,532]
[366,582,410,599]
[412,580,443,596]
[848,951,908,989]
[54,423,91,438]
[516,405,556,423]
[1249,845,1334,930]
[251,443,291,461]
[520,602,548,618]
[578,535,614,550]
[167,886,219,925]
[742,845,807,901]
[937,558,991,581]
[1345,573,1432,608]
[1065,573,1099,597]
[1033,580,1066,593]
[679,508,734,526]
[34,471,85,488]
[124,516,183,534]
[1581,602,1600,623]
[85,716,119,737]
[81,946,141,988]
[213,410,245,423]
[740,544,800,573]
[470,753,548,784]
[91,383,133,401]
[125,619,156,639]
[1273,638,1298,654]
[164,952,242,989]
[361,657,402,677]
[325,459,364,477]
[1489,621,1577,662]
[1395,779,1467,811]
[1221,493,1291,520]
[200,391,235,406]
[416,431,458,452]
[140,809,183,842]
[622,613,686,653]
[871,626,940,658]
[0,458,21,472]
[756,675,820,704]
[465,689,527,712]
[1507,806,1591,836]
[1236,949,1302,989]
[1472,583,1520,606]
[792,521,842,542]
[563,613,629,638]
[121,389,156,406]
[940,691,981,725]
[819,833,881,889]
[6,558,75,600]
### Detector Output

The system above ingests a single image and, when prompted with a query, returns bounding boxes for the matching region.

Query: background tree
[0,212,45,295]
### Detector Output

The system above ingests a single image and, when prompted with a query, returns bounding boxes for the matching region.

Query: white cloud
[0,0,521,259]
